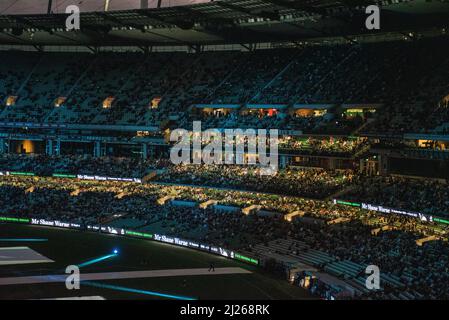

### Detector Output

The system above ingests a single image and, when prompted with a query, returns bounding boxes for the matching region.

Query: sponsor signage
[30,218,82,229]
[0,216,30,223]
[153,233,237,260]
[76,174,142,183]
[334,199,435,224]
[0,216,258,266]
[1,170,142,183]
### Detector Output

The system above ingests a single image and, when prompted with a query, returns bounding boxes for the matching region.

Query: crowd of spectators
[157,164,355,199]
[2,36,448,134]
[0,153,358,199]
[2,30,449,301]
[1,152,448,219]
[0,153,169,178]
[283,213,449,299]
[0,175,448,299]
[344,175,449,217]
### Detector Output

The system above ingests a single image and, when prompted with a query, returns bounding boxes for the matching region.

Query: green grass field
[0,223,312,300]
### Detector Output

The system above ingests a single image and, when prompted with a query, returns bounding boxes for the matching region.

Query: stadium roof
[0,0,207,15]
[0,0,448,47]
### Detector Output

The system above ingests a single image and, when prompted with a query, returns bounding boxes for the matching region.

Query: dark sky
[0,0,210,15]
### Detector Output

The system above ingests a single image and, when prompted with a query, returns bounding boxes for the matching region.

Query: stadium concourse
[0,0,449,302]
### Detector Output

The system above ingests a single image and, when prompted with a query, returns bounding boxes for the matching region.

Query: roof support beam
[215,1,280,20]
[261,0,327,15]
[104,0,111,12]
[47,0,53,14]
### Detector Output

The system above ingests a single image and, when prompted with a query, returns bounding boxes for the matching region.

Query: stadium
[0,0,448,305]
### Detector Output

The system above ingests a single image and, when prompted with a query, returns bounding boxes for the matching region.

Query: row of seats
[1,36,448,134]
[249,237,429,299]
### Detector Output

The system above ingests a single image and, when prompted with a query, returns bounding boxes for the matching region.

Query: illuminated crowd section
[1,173,449,298]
